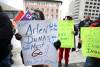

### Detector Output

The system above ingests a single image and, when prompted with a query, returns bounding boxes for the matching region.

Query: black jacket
[0,12,13,62]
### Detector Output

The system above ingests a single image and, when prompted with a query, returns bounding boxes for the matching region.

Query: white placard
[17,20,58,67]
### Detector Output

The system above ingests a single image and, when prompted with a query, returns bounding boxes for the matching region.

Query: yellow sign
[58,20,74,48]
[81,27,100,58]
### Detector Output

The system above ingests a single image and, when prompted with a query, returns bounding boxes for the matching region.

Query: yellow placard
[81,27,100,58]
[58,20,74,48]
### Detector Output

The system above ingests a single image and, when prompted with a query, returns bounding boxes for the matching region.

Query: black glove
[71,48,76,52]
[54,40,61,50]
[15,33,22,40]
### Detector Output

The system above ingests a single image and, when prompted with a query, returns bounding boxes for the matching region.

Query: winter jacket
[0,12,13,62]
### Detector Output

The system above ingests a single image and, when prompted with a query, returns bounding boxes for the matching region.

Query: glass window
[88,13,91,15]
[93,6,96,8]
[86,2,89,4]
[90,2,93,4]
[94,3,96,5]
[96,10,99,12]
[89,10,91,12]
[85,5,88,8]
[93,10,95,12]
[89,6,92,8]
[98,3,100,5]
[51,9,54,12]
[56,9,58,13]
[97,7,99,9]
[92,13,94,15]
[95,14,98,15]
[85,9,88,11]
[84,13,87,15]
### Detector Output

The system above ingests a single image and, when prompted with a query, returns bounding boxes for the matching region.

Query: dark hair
[34,9,45,20]
[66,16,73,20]
[0,5,3,12]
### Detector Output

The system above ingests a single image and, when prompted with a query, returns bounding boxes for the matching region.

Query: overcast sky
[60,0,72,18]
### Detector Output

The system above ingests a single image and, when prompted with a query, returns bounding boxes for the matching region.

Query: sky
[60,0,73,18]
[0,0,24,10]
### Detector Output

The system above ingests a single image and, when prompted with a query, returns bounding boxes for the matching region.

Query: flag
[13,10,24,23]
[21,10,32,20]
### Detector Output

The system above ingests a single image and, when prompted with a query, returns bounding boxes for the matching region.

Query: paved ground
[11,35,86,67]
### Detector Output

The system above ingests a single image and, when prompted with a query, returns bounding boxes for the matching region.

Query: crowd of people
[0,4,100,67]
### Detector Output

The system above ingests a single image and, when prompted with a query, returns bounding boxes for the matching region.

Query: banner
[17,20,58,66]
[81,27,100,58]
[58,20,74,48]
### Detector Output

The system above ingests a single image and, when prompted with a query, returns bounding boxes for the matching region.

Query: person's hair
[65,16,73,20]
[34,9,45,20]
[0,5,3,12]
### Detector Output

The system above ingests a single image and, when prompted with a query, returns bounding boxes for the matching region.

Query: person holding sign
[78,16,93,49]
[15,9,60,67]
[58,16,78,67]
[83,17,100,67]
[0,5,14,67]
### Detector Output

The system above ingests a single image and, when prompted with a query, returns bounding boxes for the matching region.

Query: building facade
[70,0,100,22]
[25,0,62,19]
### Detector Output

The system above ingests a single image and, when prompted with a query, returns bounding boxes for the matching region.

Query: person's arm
[74,25,78,36]
[54,40,61,50]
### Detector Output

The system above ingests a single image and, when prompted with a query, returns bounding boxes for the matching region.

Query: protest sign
[58,20,74,48]
[81,27,100,58]
[17,20,58,66]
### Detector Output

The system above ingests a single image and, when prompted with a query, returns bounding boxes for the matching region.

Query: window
[84,13,87,15]
[96,10,99,12]
[95,14,98,15]
[93,10,95,12]
[98,3,100,5]
[51,9,54,12]
[85,9,88,11]
[93,6,96,8]
[85,5,88,8]
[86,2,89,4]
[97,7,99,9]
[90,2,93,5]
[92,13,94,15]
[94,3,96,5]
[89,10,91,12]
[56,9,58,13]
[88,13,91,15]
[89,6,92,8]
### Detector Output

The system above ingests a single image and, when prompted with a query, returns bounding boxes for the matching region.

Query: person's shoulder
[0,12,10,19]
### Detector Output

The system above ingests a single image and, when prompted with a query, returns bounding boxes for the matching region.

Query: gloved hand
[54,40,61,50]
[15,33,22,40]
